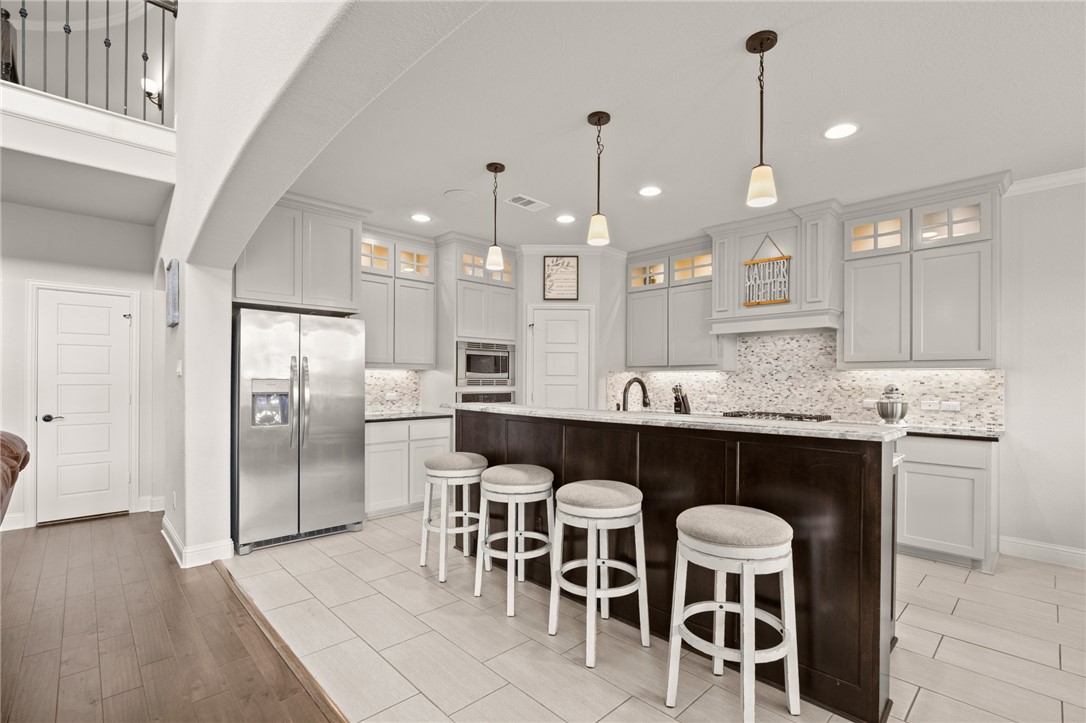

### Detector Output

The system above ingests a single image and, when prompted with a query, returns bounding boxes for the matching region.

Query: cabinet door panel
[626,287,669,368]
[235,205,303,305]
[358,276,394,365]
[912,243,992,361]
[898,462,986,559]
[409,438,450,506]
[456,281,488,339]
[843,256,910,363]
[668,283,716,366]
[394,279,436,367]
[303,212,360,310]
[365,440,409,515]
[486,286,516,341]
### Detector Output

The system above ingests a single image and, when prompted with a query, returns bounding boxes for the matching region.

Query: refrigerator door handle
[289,356,299,448]
[301,356,311,447]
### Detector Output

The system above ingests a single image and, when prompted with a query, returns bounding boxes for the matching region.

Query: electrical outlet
[172,491,177,510]
[384,392,398,401]
[940,401,962,412]
[920,400,940,411]
[862,399,878,408]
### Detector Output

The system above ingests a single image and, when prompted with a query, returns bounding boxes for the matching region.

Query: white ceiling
[290,2,1086,253]
[0,148,173,225]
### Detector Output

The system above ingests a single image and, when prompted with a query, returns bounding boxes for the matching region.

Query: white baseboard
[149,496,166,512]
[132,496,151,513]
[161,515,233,568]
[1000,535,1086,570]
[0,512,27,531]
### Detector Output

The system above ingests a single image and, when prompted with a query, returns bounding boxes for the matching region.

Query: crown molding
[357,222,434,247]
[280,192,371,219]
[1004,168,1086,198]
[519,244,627,260]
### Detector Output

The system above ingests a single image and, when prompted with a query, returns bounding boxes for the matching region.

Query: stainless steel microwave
[457,341,514,386]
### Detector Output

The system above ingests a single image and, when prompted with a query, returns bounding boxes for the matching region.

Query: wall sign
[166,259,180,326]
[743,234,790,307]
[543,255,579,300]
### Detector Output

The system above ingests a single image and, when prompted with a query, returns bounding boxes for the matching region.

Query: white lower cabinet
[365,418,451,517]
[896,435,999,573]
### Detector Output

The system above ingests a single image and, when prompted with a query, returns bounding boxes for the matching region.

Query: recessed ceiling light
[556,214,576,224]
[639,186,662,197]
[823,123,859,140]
[411,213,431,223]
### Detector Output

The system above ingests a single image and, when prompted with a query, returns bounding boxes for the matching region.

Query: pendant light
[586,111,611,246]
[745,30,778,208]
[485,162,506,271]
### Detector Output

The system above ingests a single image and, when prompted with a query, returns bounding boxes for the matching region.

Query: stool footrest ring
[482,530,551,561]
[677,600,790,665]
[556,558,641,600]
[424,510,481,536]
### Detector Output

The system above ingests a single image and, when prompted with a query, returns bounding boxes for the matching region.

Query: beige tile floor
[223,511,1086,723]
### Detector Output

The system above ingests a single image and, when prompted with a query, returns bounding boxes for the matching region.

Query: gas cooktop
[722,411,832,423]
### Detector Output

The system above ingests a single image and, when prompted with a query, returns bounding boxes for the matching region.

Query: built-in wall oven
[456,390,515,404]
[457,341,514,386]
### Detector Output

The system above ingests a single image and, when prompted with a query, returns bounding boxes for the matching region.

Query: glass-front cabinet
[844,210,911,259]
[396,243,433,280]
[360,239,393,276]
[670,251,712,286]
[628,258,669,291]
[913,194,991,248]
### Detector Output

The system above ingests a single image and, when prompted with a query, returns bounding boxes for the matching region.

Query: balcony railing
[1,0,176,126]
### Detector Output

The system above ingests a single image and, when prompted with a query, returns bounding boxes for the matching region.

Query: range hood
[709,309,841,336]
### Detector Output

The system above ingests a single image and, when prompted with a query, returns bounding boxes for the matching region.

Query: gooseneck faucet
[622,377,651,411]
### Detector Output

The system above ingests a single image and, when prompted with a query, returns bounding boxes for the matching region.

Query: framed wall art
[543,255,579,301]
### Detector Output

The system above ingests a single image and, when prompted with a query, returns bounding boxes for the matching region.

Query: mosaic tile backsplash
[608,333,1004,431]
[365,370,421,414]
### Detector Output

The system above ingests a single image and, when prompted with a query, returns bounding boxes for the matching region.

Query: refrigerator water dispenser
[251,379,289,426]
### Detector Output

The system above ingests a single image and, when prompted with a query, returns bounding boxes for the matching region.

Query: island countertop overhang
[451,403,907,443]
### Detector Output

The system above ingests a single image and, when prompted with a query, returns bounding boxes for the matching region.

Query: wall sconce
[142,78,163,109]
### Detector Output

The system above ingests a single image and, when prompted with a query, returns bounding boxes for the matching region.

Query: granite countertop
[902,424,1003,441]
[452,404,907,443]
[365,410,453,423]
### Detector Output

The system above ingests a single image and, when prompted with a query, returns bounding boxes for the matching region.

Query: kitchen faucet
[622,377,651,411]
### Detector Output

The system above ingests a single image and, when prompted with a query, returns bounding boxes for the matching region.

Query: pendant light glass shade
[485,243,504,270]
[586,213,610,246]
[485,161,506,271]
[746,164,777,207]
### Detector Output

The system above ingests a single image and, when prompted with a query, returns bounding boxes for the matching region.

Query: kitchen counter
[454,406,898,723]
[452,403,907,442]
[365,411,453,423]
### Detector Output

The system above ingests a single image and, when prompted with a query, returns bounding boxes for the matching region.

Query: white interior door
[529,307,591,409]
[36,288,132,523]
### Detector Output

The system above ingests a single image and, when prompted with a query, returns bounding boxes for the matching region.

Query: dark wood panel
[454,410,893,723]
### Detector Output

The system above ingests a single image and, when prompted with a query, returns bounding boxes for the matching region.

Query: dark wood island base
[455,407,900,723]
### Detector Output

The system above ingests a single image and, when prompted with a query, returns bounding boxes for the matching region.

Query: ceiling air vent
[504,194,550,212]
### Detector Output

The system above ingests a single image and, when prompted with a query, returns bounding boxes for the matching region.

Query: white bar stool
[473,464,554,616]
[420,452,487,583]
[664,504,800,722]
[548,479,650,668]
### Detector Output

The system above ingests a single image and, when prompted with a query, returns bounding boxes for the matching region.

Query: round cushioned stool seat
[677,505,792,549]
[481,464,554,494]
[424,451,488,472]
[557,480,643,515]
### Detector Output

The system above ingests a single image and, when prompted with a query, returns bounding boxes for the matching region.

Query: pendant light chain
[493,168,499,245]
[758,51,766,166]
[595,123,605,214]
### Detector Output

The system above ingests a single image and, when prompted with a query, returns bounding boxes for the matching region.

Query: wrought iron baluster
[104,0,110,111]
[41,0,45,92]
[19,2,27,87]
[64,1,70,98]
[84,0,88,102]
[159,4,163,123]
[123,0,128,114]
[141,0,147,120]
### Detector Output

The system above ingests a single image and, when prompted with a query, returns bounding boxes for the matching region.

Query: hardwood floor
[0,512,330,723]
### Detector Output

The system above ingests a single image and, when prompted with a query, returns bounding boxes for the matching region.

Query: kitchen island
[454,404,906,723]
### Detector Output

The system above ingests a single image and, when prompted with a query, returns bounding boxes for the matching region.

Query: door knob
[40,414,64,422]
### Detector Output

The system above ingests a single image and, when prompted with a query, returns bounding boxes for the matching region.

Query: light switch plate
[920,400,940,411]
[385,392,398,401]
[176,359,183,377]
[940,401,962,412]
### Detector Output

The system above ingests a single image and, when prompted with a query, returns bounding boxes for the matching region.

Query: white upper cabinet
[456,281,515,341]
[395,242,434,281]
[843,254,911,363]
[234,202,361,313]
[668,282,717,366]
[487,255,516,288]
[394,279,437,366]
[457,245,515,288]
[669,251,713,287]
[360,238,394,276]
[302,212,362,310]
[626,287,669,368]
[358,275,395,365]
[234,205,303,306]
[844,210,911,259]
[912,243,992,361]
[913,193,992,248]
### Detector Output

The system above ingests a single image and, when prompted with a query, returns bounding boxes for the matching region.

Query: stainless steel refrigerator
[232,308,366,554]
